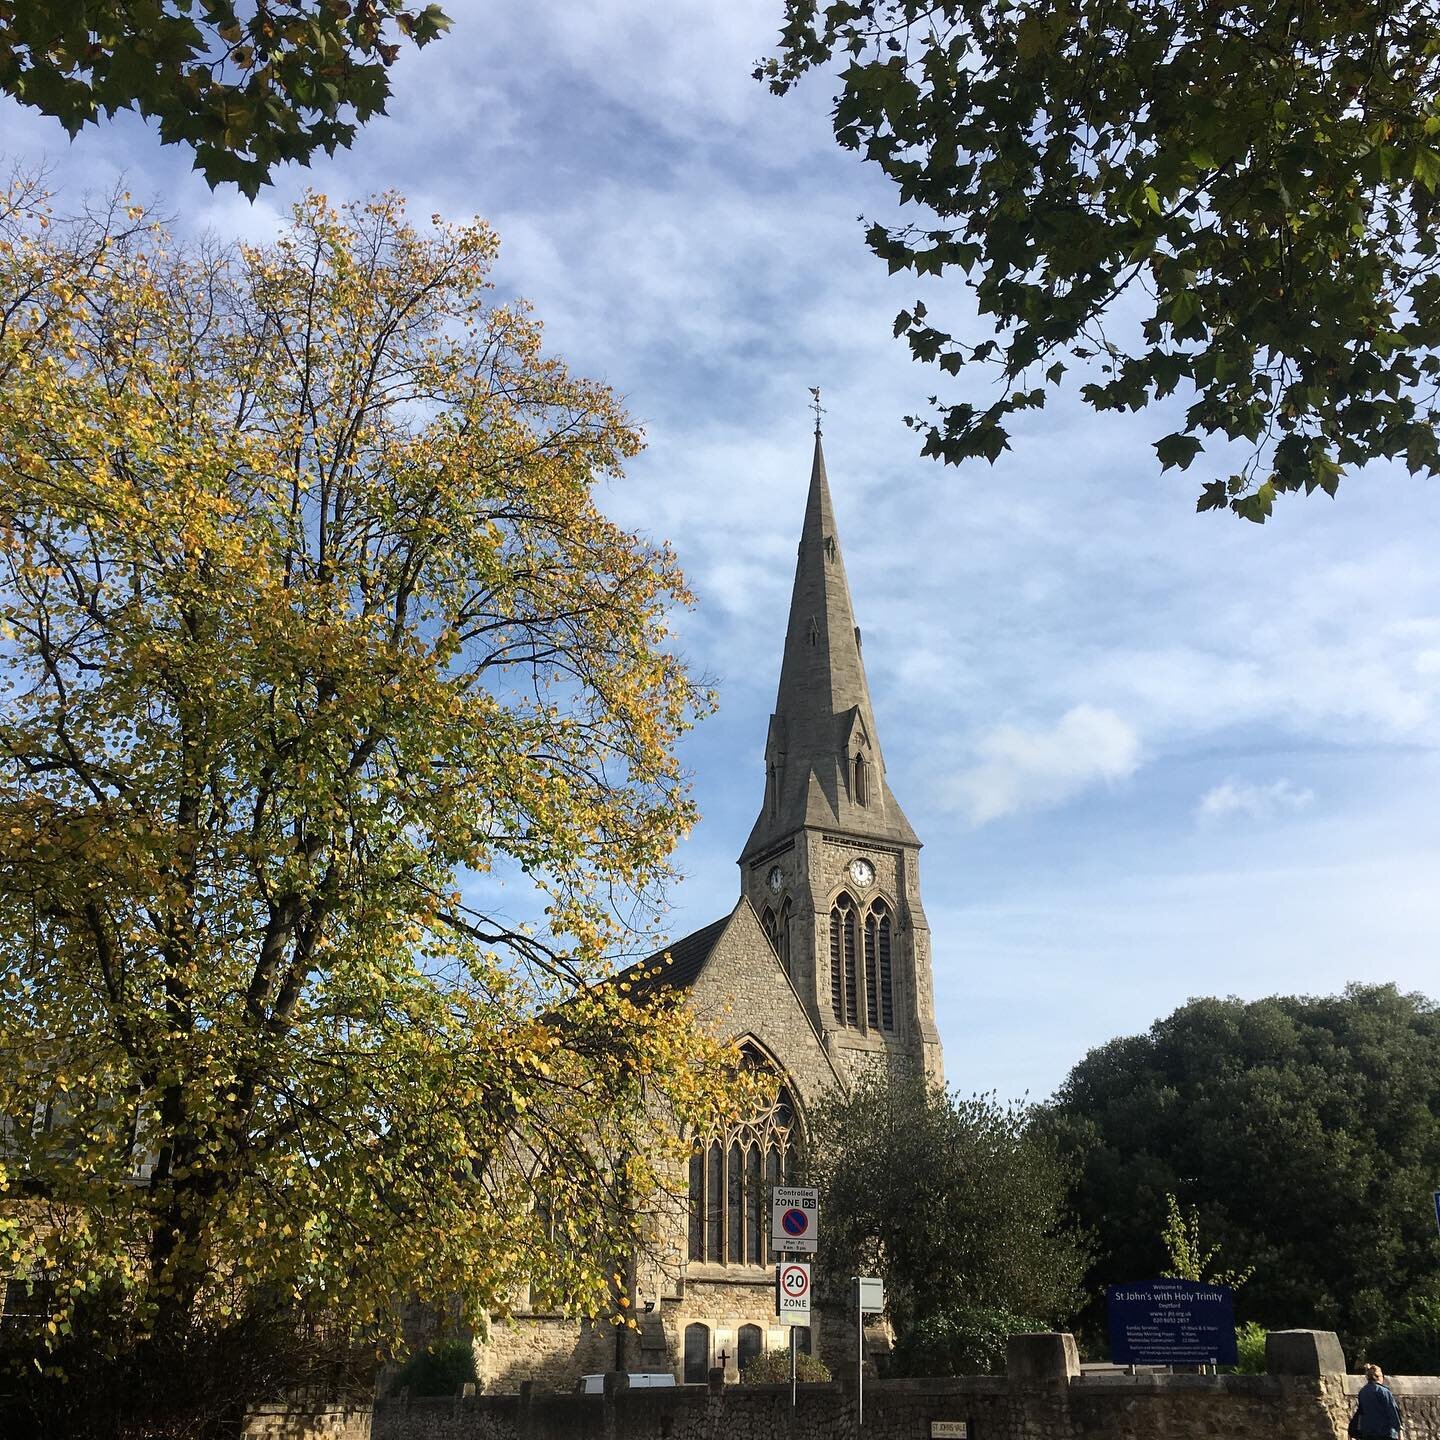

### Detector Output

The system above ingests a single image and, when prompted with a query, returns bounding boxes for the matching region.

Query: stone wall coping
[1072,1373,1282,1395]
[1344,1376,1440,1396]
[868,1377,1009,1395]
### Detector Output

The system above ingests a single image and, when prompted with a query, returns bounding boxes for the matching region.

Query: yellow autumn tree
[0,175,752,1429]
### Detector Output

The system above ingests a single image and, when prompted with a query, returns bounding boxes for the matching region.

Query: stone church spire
[737,430,941,1082]
[741,433,919,862]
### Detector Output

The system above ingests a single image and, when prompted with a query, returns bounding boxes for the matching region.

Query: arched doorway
[683,1322,710,1383]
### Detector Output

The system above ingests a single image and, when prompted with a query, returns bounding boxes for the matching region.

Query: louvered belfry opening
[831,893,894,1034]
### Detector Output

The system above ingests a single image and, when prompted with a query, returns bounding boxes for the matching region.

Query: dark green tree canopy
[0,1,450,195]
[759,0,1440,521]
[807,1069,1088,1374]
[1047,984,1440,1358]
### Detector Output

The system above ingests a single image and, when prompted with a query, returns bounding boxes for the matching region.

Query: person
[1352,1362,1403,1439]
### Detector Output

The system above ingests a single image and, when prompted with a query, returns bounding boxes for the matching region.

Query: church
[475,431,944,1391]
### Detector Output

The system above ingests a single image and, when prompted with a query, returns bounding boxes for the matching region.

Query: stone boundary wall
[244,1402,373,1440]
[365,1330,1440,1440]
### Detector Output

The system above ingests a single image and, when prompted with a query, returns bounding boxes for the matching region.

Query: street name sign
[931,1424,969,1439]
[1107,1280,1237,1365]
[776,1260,811,1324]
[771,1185,819,1254]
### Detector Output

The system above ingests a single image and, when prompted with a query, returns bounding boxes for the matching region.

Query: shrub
[1370,1293,1440,1376]
[890,1303,1038,1377]
[1233,1321,1267,1374]
[389,1338,478,1397]
[740,1348,832,1383]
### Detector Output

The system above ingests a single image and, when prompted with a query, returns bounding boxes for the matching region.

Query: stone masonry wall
[367,1330,1440,1440]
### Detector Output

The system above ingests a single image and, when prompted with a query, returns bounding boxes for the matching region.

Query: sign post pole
[856,1279,863,1430]
[790,1322,797,1408]
[852,1277,884,1430]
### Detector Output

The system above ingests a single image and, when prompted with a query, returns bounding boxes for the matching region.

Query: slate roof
[614,912,732,1001]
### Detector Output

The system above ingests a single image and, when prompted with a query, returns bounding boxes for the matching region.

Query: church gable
[684,899,842,1112]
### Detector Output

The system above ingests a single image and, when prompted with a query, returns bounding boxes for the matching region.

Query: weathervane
[808,386,825,436]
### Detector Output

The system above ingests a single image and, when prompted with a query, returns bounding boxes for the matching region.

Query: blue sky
[7,1,1439,1103]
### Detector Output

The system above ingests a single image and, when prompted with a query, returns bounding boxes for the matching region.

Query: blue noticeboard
[1107,1280,1237,1365]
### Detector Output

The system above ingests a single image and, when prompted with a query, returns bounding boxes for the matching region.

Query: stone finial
[1265,1329,1347,1376]
[1007,1332,1081,1387]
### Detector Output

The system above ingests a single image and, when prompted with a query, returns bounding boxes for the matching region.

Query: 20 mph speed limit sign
[776,1260,811,1324]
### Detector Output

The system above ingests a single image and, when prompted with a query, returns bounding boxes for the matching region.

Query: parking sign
[771,1185,819,1254]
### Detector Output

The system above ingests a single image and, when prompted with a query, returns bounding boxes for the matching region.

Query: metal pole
[790,1323,797,1408]
[857,1287,863,1429]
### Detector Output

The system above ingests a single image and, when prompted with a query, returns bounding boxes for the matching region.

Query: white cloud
[946,704,1142,825]
[1196,777,1315,825]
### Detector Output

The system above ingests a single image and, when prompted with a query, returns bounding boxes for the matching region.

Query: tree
[806,1069,1088,1375]
[1048,984,1440,1358]
[758,1,1440,521]
[0,178,754,1434]
[1159,1193,1252,1288]
[0,2,451,196]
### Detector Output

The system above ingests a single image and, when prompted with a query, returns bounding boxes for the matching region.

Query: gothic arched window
[764,899,793,977]
[738,1324,764,1375]
[853,753,867,805]
[776,898,792,976]
[830,893,858,1025]
[686,1051,801,1266]
[684,1323,711,1383]
[864,900,894,1031]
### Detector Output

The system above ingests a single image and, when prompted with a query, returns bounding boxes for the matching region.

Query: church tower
[739,433,942,1082]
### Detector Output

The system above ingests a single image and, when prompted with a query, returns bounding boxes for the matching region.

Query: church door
[683,1323,710,1383]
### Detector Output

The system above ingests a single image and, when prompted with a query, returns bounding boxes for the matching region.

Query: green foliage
[389,1338,478,1397]
[1233,1321,1268,1375]
[1370,1291,1440,1375]
[1160,1193,1254,1288]
[759,1,1440,520]
[0,1,451,195]
[739,1348,832,1384]
[890,1302,1038,1378]
[0,179,755,1437]
[807,1069,1089,1368]
[1048,984,1440,1357]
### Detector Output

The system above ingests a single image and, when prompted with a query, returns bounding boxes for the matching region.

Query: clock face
[848,857,875,889]
[767,865,784,892]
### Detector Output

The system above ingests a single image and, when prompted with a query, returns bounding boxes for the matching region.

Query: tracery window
[832,894,895,1033]
[687,1049,800,1266]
